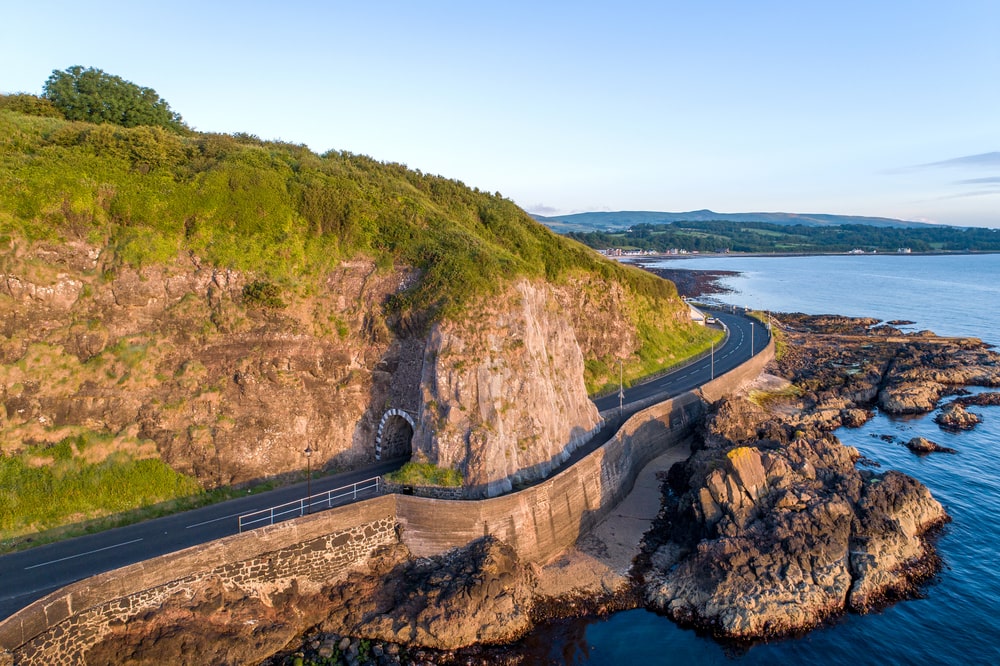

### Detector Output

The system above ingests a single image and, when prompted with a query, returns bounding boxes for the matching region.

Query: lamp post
[618,359,624,421]
[750,321,755,357]
[304,444,313,514]
[711,340,715,379]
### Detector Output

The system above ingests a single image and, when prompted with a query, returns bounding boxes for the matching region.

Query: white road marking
[25,538,144,570]
[185,511,247,529]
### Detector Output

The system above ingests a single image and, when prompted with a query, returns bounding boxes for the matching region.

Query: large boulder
[905,437,955,455]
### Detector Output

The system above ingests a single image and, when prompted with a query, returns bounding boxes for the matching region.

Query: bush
[242,280,286,309]
[385,462,463,487]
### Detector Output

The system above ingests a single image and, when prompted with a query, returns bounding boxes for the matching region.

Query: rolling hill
[533,209,937,234]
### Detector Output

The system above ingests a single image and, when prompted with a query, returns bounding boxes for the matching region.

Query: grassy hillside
[0,106,688,320]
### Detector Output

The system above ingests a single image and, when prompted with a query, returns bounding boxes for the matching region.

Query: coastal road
[0,459,404,621]
[594,309,768,414]
[0,309,767,622]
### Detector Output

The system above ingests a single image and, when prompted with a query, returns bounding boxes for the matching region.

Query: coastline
[263,308,997,664]
[619,249,1000,260]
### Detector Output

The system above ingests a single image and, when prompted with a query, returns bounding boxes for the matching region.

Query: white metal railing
[237,476,382,533]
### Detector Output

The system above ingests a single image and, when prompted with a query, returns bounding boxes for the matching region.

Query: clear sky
[3,1,998,226]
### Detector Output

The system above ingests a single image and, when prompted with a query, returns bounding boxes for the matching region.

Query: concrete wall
[0,339,774,661]
[395,390,704,561]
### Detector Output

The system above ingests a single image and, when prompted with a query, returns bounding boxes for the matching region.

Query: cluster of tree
[567,220,1000,254]
[2,66,185,131]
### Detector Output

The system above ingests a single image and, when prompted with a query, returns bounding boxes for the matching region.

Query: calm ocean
[517,254,1000,665]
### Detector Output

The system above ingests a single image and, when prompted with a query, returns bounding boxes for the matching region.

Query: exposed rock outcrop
[2,241,658,501]
[322,537,536,649]
[643,397,948,639]
[773,313,1000,420]
[905,437,956,455]
[412,279,618,497]
[0,246,416,486]
[935,402,981,431]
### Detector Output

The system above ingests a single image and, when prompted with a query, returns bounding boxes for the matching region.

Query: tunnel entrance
[375,409,415,461]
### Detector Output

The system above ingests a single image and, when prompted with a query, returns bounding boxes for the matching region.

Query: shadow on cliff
[463,422,605,499]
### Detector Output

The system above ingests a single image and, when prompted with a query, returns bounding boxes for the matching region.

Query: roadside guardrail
[237,476,382,533]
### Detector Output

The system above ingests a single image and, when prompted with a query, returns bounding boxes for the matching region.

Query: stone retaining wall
[0,339,774,662]
[382,480,466,500]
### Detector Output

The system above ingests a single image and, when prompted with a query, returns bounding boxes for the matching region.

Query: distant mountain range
[532,210,937,234]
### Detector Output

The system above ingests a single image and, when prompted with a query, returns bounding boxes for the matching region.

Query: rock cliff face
[1,241,651,501]
[0,240,421,486]
[412,279,610,497]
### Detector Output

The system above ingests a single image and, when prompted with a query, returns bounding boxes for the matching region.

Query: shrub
[242,280,286,309]
[385,462,463,487]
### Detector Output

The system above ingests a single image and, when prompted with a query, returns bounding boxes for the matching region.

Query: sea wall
[0,500,398,664]
[0,338,774,663]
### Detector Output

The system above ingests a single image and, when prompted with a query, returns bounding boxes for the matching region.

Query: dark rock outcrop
[643,396,948,640]
[905,437,956,455]
[322,537,536,650]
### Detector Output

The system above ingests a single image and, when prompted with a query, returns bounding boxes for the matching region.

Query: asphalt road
[0,308,768,622]
[594,308,767,414]
[0,459,404,621]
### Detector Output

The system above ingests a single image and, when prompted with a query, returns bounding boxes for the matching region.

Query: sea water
[519,254,1000,665]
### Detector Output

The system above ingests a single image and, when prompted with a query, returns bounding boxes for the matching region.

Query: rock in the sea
[905,437,956,455]
[956,392,1000,408]
[848,472,948,611]
[643,397,948,640]
[934,403,981,430]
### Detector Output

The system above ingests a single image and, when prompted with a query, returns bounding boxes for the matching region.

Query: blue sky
[3,1,998,226]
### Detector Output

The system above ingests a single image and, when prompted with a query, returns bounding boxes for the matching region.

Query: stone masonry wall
[11,515,395,666]
[11,516,395,666]
[1,497,398,663]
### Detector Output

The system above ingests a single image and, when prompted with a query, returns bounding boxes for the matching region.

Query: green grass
[385,462,463,487]
[0,106,696,330]
[0,438,203,540]
[748,384,804,407]
[587,307,723,395]
[748,310,785,358]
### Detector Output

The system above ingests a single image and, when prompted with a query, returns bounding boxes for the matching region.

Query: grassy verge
[0,433,318,554]
[0,443,201,549]
[385,462,463,487]
[749,310,785,359]
[587,323,724,396]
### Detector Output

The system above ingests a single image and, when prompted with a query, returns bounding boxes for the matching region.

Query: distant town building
[897,247,912,254]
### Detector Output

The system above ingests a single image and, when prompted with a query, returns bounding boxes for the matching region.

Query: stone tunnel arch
[375,408,416,461]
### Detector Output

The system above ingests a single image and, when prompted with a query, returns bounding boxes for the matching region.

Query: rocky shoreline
[247,311,1000,664]
[630,262,739,298]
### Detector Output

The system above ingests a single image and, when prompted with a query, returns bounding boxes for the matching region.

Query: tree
[43,66,185,131]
